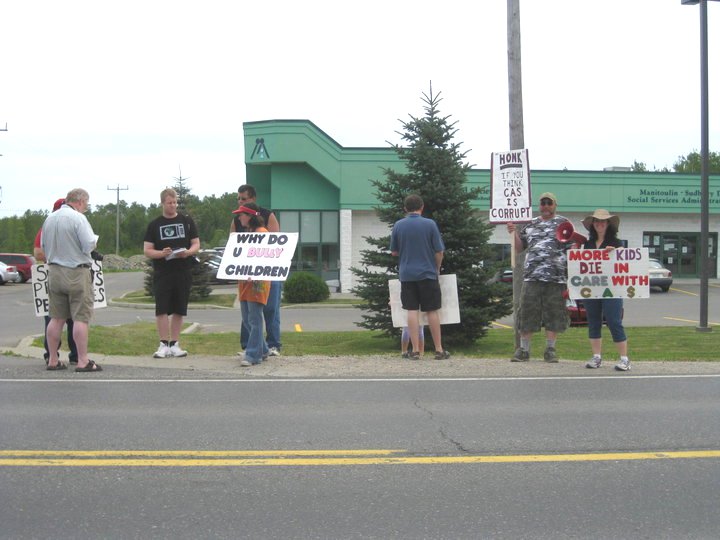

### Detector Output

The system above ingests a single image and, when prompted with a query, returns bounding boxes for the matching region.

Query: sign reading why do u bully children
[216,232,299,281]
[489,148,532,223]
[567,248,650,300]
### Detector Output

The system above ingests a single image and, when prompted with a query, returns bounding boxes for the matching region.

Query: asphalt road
[1,272,718,349]
[1,375,719,539]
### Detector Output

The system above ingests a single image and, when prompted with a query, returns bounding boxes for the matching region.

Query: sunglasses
[540,199,554,206]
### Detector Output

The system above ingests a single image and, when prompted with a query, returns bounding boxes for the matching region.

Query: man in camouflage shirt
[507,192,569,362]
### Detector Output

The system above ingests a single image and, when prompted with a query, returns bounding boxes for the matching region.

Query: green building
[244,119,719,292]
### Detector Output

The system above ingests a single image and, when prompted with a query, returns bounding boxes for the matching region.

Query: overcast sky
[1,0,718,217]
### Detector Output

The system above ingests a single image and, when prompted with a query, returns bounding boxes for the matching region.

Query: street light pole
[681,0,715,332]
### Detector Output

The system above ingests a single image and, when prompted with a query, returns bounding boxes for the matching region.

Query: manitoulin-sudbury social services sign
[489,148,532,223]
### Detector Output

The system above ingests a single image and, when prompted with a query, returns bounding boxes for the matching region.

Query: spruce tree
[352,86,512,346]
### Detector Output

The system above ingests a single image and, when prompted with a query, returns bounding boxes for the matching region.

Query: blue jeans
[584,298,626,342]
[240,300,268,364]
[241,281,282,350]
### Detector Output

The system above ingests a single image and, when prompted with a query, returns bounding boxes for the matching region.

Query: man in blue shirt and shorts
[390,194,450,360]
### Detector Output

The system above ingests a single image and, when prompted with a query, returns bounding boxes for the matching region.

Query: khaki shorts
[48,265,94,323]
[517,281,568,333]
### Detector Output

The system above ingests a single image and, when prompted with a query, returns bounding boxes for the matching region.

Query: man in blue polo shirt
[390,194,450,360]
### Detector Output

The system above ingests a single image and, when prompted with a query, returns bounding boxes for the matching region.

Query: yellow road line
[664,316,720,326]
[1,450,720,467]
[491,321,513,329]
[669,287,697,296]
[0,449,405,458]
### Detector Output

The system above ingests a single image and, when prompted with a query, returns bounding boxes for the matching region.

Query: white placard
[217,232,299,281]
[567,248,650,300]
[389,274,461,327]
[489,148,532,223]
[31,261,107,317]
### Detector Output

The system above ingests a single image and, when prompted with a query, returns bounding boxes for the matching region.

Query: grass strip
[32,323,720,361]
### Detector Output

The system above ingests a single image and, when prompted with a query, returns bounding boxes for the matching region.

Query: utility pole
[508,0,526,348]
[0,123,6,204]
[107,185,129,255]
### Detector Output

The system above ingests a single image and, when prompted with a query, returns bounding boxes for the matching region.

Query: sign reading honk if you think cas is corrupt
[217,232,299,281]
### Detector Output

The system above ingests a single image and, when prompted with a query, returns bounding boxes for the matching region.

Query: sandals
[46,361,67,371]
[75,360,102,372]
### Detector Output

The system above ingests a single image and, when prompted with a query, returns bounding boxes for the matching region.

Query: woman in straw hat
[580,209,630,371]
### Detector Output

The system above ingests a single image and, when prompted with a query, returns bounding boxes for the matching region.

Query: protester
[143,188,200,358]
[34,197,78,365]
[579,209,631,371]
[390,194,449,360]
[230,184,282,356]
[507,192,569,363]
[41,188,101,372]
[233,202,271,366]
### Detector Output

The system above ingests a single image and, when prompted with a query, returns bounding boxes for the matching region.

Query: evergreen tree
[352,86,512,346]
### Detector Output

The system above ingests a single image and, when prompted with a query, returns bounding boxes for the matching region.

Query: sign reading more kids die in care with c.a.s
[489,148,532,223]
[567,248,650,300]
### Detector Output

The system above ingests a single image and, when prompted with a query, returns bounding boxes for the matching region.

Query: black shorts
[153,270,192,316]
[400,279,442,312]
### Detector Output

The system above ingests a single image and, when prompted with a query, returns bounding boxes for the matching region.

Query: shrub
[283,272,330,303]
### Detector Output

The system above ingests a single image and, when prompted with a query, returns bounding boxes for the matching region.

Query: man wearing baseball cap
[506,192,570,363]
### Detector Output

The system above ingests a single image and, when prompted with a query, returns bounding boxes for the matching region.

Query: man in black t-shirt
[143,188,200,358]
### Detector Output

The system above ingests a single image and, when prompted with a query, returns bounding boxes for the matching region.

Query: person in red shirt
[33,198,78,365]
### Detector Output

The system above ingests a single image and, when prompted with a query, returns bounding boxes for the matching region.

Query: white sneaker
[168,343,188,357]
[240,359,252,367]
[268,347,281,357]
[153,343,170,358]
[586,356,602,369]
[615,358,631,371]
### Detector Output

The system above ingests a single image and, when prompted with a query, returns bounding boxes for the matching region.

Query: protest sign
[567,248,650,300]
[216,232,299,281]
[489,148,532,223]
[31,261,107,317]
[388,274,461,327]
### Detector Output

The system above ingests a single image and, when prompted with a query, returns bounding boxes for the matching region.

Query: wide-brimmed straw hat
[582,209,620,231]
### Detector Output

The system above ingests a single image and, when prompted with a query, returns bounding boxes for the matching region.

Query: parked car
[648,258,673,292]
[201,253,224,283]
[0,253,35,283]
[489,268,514,285]
[0,261,20,285]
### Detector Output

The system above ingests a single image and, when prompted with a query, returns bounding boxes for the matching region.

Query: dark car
[201,253,224,283]
[648,258,673,292]
[0,253,35,283]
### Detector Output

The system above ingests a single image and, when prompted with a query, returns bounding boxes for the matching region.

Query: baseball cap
[539,192,557,205]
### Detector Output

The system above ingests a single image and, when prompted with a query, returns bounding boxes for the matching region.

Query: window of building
[278,210,340,282]
[643,232,717,278]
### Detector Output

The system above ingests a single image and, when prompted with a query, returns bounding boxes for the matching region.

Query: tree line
[0,184,238,256]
